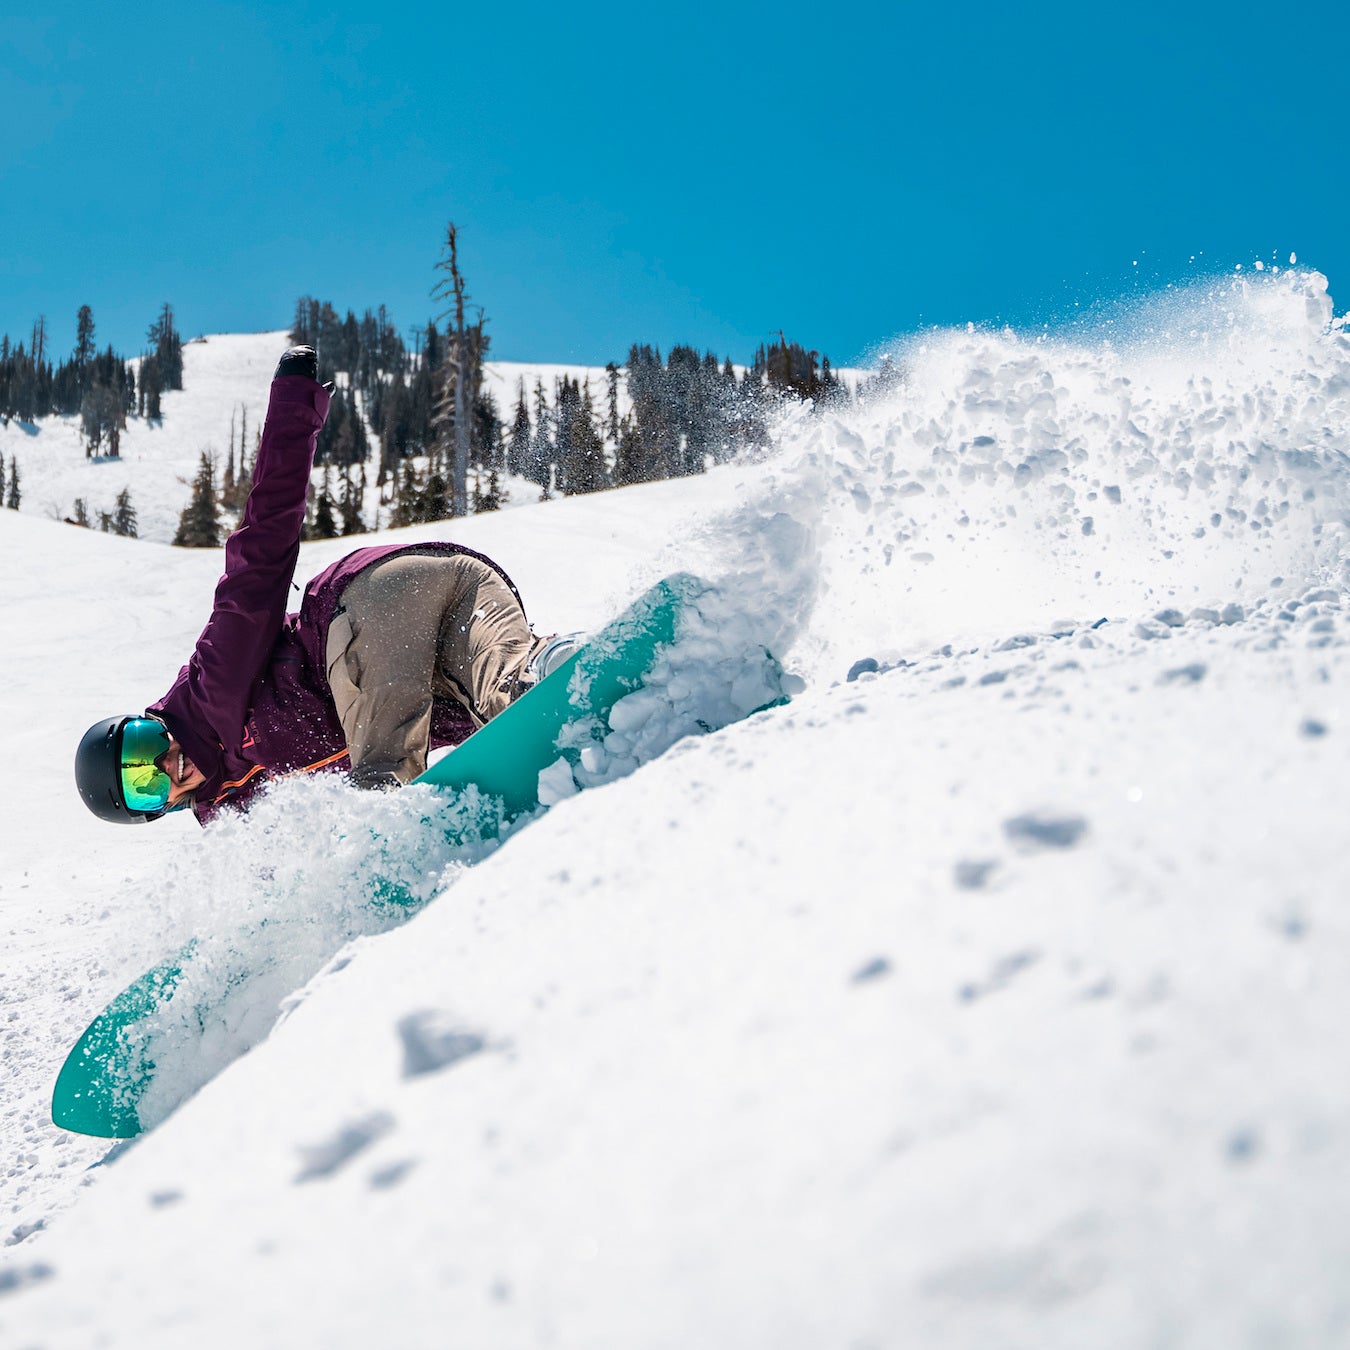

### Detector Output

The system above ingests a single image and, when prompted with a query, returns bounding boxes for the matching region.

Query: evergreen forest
[1,228,901,547]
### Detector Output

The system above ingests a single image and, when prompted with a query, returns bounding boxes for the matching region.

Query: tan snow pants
[324,552,537,784]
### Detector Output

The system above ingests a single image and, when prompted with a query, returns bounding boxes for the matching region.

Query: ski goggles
[118,717,174,813]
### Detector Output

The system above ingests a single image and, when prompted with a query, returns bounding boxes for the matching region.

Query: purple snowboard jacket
[148,375,522,826]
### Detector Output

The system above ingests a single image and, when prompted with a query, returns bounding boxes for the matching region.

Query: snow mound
[95,267,1350,1130]
[6,271,1350,1348]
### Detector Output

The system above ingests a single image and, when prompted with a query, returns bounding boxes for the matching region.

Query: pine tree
[234,429,256,505]
[507,380,531,477]
[339,464,367,535]
[570,402,609,494]
[472,467,504,512]
[473,390,503,474]
[605,362,622,446]
[388,458,422,528]
[113,486,138,538]
[621,344,679,484]
[70,497,91,528]
[6,457,19,509]
[0,453,6,503]
[316,389,370,467]
[754,332,826,402]
[148,304,184,390]
[423,469,450,521]
[614,415,642,487]
[173,452,221,547]
[528,378,553,488]
[219,408,249,512]
[141,355,163,419]
[290,296,312,347]
[81,383,124,458]
[75,305,96,369]
[308,469,339,539]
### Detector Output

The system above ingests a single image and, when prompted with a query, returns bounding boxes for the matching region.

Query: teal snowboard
[52,573,785,1139]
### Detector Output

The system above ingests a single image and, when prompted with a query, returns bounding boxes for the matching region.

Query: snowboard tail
[51,950,192,1138]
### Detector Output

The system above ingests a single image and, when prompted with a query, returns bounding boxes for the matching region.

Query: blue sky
[4,0,1346,367]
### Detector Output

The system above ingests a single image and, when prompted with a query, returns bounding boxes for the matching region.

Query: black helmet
[75,716,174,824]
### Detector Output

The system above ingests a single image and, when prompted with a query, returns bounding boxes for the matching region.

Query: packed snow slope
[3,268,1349,1348]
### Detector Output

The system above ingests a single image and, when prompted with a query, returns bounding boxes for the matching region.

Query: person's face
[155,737,206,808]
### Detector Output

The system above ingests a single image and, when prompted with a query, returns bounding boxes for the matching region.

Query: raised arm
[150,348,331,782]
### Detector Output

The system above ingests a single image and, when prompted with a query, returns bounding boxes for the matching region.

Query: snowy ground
[2,269,1348,1347]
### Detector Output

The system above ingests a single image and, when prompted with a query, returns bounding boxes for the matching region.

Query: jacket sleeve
[150,376,330,781]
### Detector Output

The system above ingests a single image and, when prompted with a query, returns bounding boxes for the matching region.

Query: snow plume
[761,266,1350,673]
[533,465,823,804]
[536,264,1350,792]
[130,776,505,1128]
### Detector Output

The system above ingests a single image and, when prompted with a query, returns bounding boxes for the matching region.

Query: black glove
[274,345,318,382]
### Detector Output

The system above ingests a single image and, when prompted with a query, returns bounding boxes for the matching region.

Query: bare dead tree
[431,223,481,518]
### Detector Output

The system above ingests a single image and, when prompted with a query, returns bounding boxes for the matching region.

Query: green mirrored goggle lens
[119,718,172,812]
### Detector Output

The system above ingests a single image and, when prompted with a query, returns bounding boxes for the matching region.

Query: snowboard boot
[525,632,587,686]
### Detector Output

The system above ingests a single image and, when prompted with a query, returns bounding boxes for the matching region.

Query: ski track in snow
[2,269,1349,1347]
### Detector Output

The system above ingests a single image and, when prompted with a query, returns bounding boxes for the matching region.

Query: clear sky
[4,0,1347,367]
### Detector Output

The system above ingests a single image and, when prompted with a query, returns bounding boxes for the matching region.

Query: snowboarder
[74,346,579,826]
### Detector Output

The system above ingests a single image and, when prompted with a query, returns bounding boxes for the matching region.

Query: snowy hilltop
[0,335,658,542]
[2,267,1348,1348]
